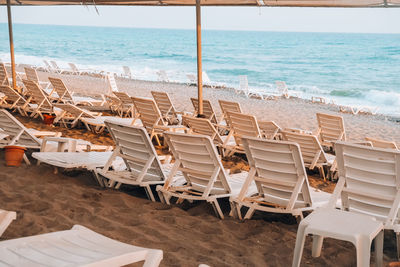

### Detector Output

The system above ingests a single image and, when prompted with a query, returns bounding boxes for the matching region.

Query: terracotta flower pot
[43,114,55,125]
[4,145,27,167]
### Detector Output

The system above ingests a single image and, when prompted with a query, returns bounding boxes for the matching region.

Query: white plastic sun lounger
[0,209,16,237]
[22,79,56,120]
[282,130,336,180]
[0,225,163,267]
[107,73,119,95]
[0,109,102,154]
[365,137,399,150]
[0,85,27,113]
[185,72,225,88]
[157,132,256,219]
[48,77,102,106]
[237,75,265,99]
[121,66,133,79]
[230,137,332,221]
[190,98,218,125]
[292,141,400,267]
[316,112,346,149]
[95,121,184,201]
[24,66,51,90]
[0,63,11,87]
[151,91,182,125]
[131,97,186,146]
[50,60,68,74]
[225,111,263,155]
[113,91,135,117]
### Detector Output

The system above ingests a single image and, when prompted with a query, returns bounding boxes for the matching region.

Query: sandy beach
[1,69,400,266]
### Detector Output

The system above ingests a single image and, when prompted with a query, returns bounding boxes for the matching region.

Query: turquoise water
[1,23,400,115]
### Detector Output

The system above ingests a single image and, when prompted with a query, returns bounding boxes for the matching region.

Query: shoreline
[30,67,400,143]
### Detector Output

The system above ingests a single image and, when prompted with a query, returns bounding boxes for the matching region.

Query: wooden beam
[196,0,203,116]
[6,0,17,91]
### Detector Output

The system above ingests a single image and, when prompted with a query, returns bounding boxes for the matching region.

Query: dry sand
[1,69,400,266]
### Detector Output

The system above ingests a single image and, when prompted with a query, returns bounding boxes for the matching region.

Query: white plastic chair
[292,141,400,267]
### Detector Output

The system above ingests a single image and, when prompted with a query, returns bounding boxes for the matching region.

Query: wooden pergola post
[6,0,17,91]
[196,0,203,116]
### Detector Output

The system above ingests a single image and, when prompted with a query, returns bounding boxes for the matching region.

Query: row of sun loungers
[1,62,399,266]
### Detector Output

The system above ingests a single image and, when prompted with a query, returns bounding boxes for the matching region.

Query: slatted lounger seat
[156,132,256,219]
[230,137,332,221]
[0,225,163,266]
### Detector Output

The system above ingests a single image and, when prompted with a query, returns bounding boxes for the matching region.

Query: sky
[0,6,399,33]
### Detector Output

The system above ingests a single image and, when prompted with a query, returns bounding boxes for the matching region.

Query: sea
[1,23,400,115]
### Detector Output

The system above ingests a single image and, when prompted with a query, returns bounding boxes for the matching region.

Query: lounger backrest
[281,131,328,167]
[54,103,96,118]
[165,132,231,195]
[48,77,74,102]
[335,142,400,225]
[239,75,248,92]
[275,81,288,94]
[182,115,224,145]
[0,63,10,87]
[202,71,211,84]
[258,121,281,139]
[190,98,217,124]
[107,74,119,93]
[226,111,262,147]
[131,97,165,132]
[241,137,312,209]
[68,63,80,73]
[0,109,40,148]
[316,113,346,143]
[22,79,52,109]
[113,92,132,105]
[187,73,197,83]
[105,121,165,182]
[365,137,398,150]
[24,67,39,83]
[218,100,242,115]
[0,86,25,105]
[151,91,177,119]
[122,66,131,77]
[50,61,60,71]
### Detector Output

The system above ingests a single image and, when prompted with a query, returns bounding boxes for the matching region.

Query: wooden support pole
[196,0,203,116]
[6,0,17,90]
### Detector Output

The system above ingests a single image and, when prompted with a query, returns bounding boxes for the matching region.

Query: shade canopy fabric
[1,0,399,6]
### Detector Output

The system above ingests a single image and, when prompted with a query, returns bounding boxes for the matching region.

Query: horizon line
[1,22,400,35]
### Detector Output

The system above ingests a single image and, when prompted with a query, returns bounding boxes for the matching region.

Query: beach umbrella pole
[196,0,203,115]
[6,0,17,91]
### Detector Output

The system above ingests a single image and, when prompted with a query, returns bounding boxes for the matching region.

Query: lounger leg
[211,199,224,219]
[157,190,165,203]
[311,235,324,257]
[244,206,256,220]
[143,249,163,267]
[396,232,400,260]
[229,201,239,219]
[292,221,308,267]
[92,171,105,187]
[23,153,31,165]
[355,236,371,267]
[145,185,156,202]
[374,230,383,267]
